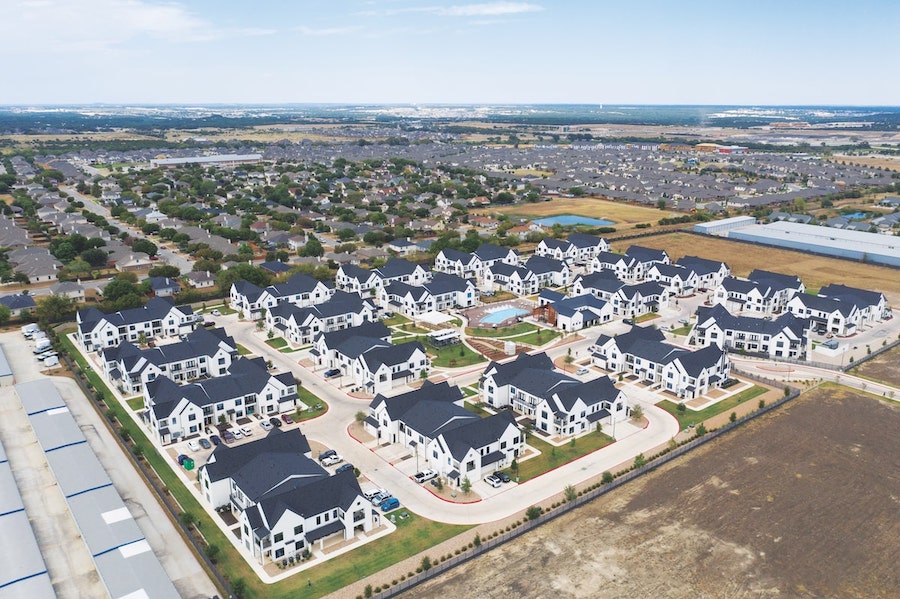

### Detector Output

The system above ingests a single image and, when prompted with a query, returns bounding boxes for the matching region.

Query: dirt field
[853,344,900,387]
[405,386,900,599]
[476,197,678,225]
[611,232,900,301]
[830,154,900,172]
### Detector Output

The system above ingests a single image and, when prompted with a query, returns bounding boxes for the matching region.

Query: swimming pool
[481,307,529,325]
[534,214,615,227]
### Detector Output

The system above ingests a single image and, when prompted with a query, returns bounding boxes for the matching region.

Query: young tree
[461,477,472,494]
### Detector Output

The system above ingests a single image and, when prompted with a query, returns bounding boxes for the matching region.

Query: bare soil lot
[852,344,900,387]
[405,386,900,599]
[611,232,900,300]
[476,197,678,225]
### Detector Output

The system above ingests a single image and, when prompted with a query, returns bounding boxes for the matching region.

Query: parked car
[363,488,386,502]
[222,430,236,444]
[232,429,243,440]
[176,454,189,465]
[575,367,589,375]
[484,474,502,488]
[43,355,60,368]
[380,497,400,512]
[623,318,635,325]
[210,434,222,446]
[210,309,221,316]
[318,449,337,462]
[38,350,58,360]
[239,425,253,437]
[260,420,273,431]
[413,469,437,484]
[323,368,342,378]
[202,321,215,328]
[335,463,354,475]
[198,438,212,449]
[321,454,343,466]
[269,417,283,428]
[281,413,294,425]
[493,471,511,483]
[370,491,391,506]
[187,439,200,452]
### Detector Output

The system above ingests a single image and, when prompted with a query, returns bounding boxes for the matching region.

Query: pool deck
[464,299,536,328]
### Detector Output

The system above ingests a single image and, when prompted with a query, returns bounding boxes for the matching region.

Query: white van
[43,355,59,368]
[21,323,39,338]
[33,339,52,354]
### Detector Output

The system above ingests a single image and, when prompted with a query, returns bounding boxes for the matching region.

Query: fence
[839,337,900,372]
[372,385,802,599]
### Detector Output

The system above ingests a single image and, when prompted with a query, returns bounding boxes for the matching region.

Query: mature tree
[79,248,109,268]
[148,265,180,278]
[131,238,158,257]
[215,263,271,292]
[0,304,10,325]
[102,279,141,302]
[336,228,356,242]
[299,237,324,258]
[36,294,77,323]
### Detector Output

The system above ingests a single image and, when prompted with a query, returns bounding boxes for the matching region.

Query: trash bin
[183,458,195,470]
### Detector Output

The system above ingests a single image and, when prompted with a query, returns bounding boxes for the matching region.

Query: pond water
[534,214,615,227]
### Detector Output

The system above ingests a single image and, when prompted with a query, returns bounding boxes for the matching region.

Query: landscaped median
[58,333,471,599]
[505,430,615,483]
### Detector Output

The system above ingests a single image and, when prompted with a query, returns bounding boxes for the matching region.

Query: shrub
[633,453,646,468]
[695,423,707,437]
[729,412,737,423]
[526,505,542,521]
[364,584,373,598]
[602,471,614,484]
[474,533,481,547]
[421,556,432,571]
[374,586,382,593]
[564,484,577,502]
[758,399,766,409]
[784,386,791,397]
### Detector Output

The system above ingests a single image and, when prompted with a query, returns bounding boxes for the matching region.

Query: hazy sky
[4,0,899,105]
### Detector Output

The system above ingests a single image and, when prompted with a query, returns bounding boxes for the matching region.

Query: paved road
[220,313,681,525]
[0,331,218,599]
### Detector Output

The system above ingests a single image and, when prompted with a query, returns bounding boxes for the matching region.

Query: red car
[281,414,294,425]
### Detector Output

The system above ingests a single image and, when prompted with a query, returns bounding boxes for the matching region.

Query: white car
[210,309,221,316]
[239,425,253,437]
[484,475,502,488]
[232,429,243,440]
[187,439,200,452]
[575,367,590,375]
[321,454,343,466]
[260,420,273,431]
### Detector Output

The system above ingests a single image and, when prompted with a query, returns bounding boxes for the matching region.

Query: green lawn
[461,386,479,398]
[394,322,431,335]
[668,324,693,336]
[266,337,289,350]
[658,385,768,430]
[126,396,144,411]
[59,334,473,599]
[463,400,492,417]
[506,432,615,483]
[415,337,485,368]
[466,322,538,338]
[236,344,252,356]
[635,312,661,324]
[382,314,411,327]
[293,387,328,422]
[514,329,561,346]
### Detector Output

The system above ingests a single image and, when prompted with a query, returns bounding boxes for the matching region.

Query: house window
[295,540,304,551]
[466,460,475,471]
[274,532,283,543]
[275,548,285,558]
[294,525,303,535]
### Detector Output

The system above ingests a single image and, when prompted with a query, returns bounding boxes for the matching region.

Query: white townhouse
[101,327,238,396]
[535,233,609,264]
[240,469,376,564]
[523,255,571,288]
[144,357,299,445]
[624,245,671,279]
[472,243,520,278]
[483,262,538,296]
[592,326,731,400]
[692,304,810,359]
[433,248,481,279]
[613,281,671,317]
[335,264,381,294]
[713,270,804,315]
[818,284,891,327]
[265,291,376,346]
[535,291,615,332]
[479,352,629,436]
[230,273,334,320]
[675,255,730,290]
[571,270,626,300]
[644,263,700,297]
[353,341,430,395]
[77,297,198,352]
[378,272,477,318]
[371,258,433,288]
[589,251,641,281]
[365,381,524,485]
[310,321,392,371]
[786,294,860,337]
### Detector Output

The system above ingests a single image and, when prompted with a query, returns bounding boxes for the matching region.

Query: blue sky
[3,0,899,105]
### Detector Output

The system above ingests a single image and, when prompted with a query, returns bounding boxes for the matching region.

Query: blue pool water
[845,211,868,220]
[534,214,615,227]
[481,307,529,325]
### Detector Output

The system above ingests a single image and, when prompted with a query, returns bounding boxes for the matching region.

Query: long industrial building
[728,221,900,267]
[15,379,181,599]
[150,153,262,168]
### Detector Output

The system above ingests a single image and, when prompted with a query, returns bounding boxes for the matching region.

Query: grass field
[611,232,900,301]
[506,431,615,483]
[658,385,768,430]
[414,336,484,368]
[465,322,538,338]
[514,329,562,346]
[474,197,678,225]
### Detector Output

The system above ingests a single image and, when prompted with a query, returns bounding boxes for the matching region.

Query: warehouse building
[729,221,900,267]
[693,216,757,236]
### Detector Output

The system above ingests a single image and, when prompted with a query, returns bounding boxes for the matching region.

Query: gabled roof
[423,272,471,295]
[525,255,567,275]
[103,326,236,373]
[483,352,556,388]
[575,270,624,293]
[593,251,635,266]
[316,321,390,350]
[791,293,856,317]
[374,258,427,280]
[437,248,477,264]
[488,262,533,280]
[272,291,371,324]
[552,294,609,318]
[148,276,180,291]
[818,284,885,308]
[595,325,666,352]
[232,279,264,303]
[252,469,364,531]
[676,255,728,275]
[474,243,516,262]
[538,237,569,251]
[747,269,803,291]
[358,341,425,371]
[551,376,619,413]
[265,272,326,297]
[0,293,37,310]
[625,245,669,263]
[566,233,605,249]
[78,297,191,332]
[696,304,807,339]
[438,411,518,461]
[676,344,727,377]
[338,264,378,283]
